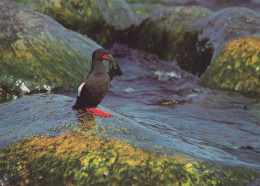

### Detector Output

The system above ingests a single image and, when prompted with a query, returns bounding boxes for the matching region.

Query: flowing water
[100,44,260,169]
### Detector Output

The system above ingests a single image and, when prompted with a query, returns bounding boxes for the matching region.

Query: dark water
[100,44,260,168]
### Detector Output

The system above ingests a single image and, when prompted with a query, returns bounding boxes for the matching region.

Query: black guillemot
[72,48,113,117]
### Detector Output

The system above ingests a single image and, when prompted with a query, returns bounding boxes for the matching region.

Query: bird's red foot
[86,107,113,118]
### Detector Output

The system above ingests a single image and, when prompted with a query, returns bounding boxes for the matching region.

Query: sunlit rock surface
[13,0,138,47]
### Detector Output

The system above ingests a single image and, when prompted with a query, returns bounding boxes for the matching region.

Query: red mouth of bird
[102,54,111,61]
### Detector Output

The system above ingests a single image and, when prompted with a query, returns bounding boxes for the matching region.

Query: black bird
[72,48,113,117]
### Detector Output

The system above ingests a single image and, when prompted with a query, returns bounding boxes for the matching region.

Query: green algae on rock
[127,6,213,76]
[13,0,138,48]
[0,93,259,185]
[0,0,121,95]
[190,7,260,61]
[128,6,260,79]
[0,129,258,185]
[199,37,260,95]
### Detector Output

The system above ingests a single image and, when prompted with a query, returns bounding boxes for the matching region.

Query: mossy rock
[126,1,167,21]
[190,7,260,60]
[13,0,138,48]
[199,37,260,95]
[126,0,260,14]
[0,126,258,185]
[0,0,120,95]
[0,93,259,185]
[189,7,260,94]
[127,6,213,76]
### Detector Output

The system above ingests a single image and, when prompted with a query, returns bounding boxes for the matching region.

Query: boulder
[0,0,121,96]
[0,93,258,185]
[192,7,260,94]
[128,6,260,94]
[191,7,260,60]
[0,94,78,148]
[199,37,260,95]
[127,6,213,76]
[0,93,162,150]
[13,0,138,47]
[126,0,260,15]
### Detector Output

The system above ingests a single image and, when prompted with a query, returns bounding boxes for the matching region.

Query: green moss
[199,37,260,95]
[14,0,136,48]
[0,1,121,97]
[126,6,213,76]
[0,36,89,92]
[127,20,213,76]
[0,116,258,185]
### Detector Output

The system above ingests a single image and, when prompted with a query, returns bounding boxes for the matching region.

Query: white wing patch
[78,82,86,96]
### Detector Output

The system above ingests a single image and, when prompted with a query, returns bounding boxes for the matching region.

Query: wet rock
[0,0,121,96]
[0,94,258,185]
[0,93,183,154]
[127,0,260,16]
[2,130,255,185]
[13,0,138,47]
[127,6,213,76]
[199,37,260,95]
[128,5,260,94]
[1,132,259,186]
[240,146,255,151]
[131,6,212,56]
[0,94,78,148]
[126,1,166,21]
[191,7,260,60]
[191,7,260,95]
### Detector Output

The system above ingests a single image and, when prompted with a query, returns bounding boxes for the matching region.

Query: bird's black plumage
[72,49,111,109]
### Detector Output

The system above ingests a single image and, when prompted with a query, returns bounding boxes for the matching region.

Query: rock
[1,131,258,185]
[191,7,260,60]
[13,0,138,47]
[126,1,166,21]
[126,0,260,16]
[128,5,260,94]
[127,6,213,76]
[192,7,260,95]
[0,93,258,185]
[0,94,78,148]
[199,37,260,95]
[0,0,121,96]
[0,93,182,153]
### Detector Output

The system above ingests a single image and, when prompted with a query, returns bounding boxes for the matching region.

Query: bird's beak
[102,54,112,61]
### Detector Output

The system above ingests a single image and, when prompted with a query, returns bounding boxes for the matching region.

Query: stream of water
[100,44,260,168]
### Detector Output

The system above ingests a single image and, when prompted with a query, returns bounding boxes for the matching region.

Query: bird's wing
[78,82,86,96]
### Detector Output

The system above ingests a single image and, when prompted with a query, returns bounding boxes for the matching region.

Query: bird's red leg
[86,107,113,118]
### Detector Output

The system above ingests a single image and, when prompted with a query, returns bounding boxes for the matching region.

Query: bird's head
[92,48,112,61]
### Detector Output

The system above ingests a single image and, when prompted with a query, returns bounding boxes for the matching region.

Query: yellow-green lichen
[199,37,260,95]
[0,116,258,185]
[0,1,106,94]
[13,0,136,48]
